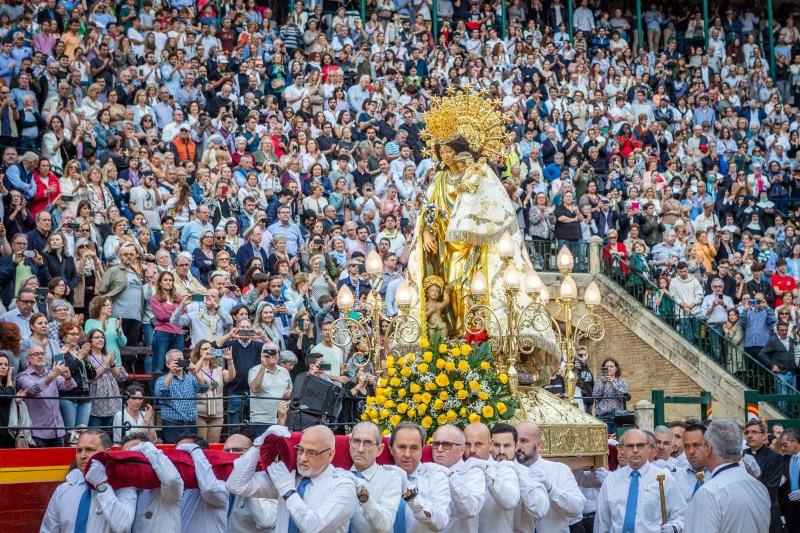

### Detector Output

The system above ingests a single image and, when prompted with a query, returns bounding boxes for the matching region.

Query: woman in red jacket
[29,158,61,218]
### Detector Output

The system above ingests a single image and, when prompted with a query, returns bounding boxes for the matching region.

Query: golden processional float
[331,87,608,468]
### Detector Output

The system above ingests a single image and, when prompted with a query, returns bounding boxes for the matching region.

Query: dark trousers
[120,318,142,347]
[161,420,195,444]
[33,436,65,447]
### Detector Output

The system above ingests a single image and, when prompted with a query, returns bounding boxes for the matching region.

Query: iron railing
[526,239,589,273]
[603,258,800,419]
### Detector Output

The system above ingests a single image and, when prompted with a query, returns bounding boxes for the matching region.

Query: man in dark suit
[778,427,800,532]
[236,226,269,275]
[758,322,798,406]
[540,126,562,166]
[592,197,621,238]
[744,418,785,533]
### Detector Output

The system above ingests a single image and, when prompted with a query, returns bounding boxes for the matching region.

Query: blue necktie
[692,478,701,496]
[622,470,640,533]
[393,498,407,533]
[74,486,92,533]
[227,492,236,518]
[287,477,310,533]
[348,472,367,533]
[791,454,800,492]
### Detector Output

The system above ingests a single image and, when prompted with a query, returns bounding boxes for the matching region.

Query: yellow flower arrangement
[365,332,516,432]
[420,338,430,349]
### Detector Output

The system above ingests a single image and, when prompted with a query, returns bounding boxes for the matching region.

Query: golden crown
[421,85,512,163]
[422,275,445,291]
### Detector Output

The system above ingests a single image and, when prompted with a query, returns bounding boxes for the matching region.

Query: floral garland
[363,330,517,433]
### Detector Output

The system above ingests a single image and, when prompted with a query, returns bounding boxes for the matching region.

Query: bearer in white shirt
[120,434,184,533]
[226,424,356,533]
[684,419,770,533]
[389,422,452,532]
[346,421,403,533]
[515,421,586,533]
[430,424,486,533]
[594,428,686,533]
[175,435,229,533]
[222,433,277,533]
[490,423,550,531]
[41,430,137,533]
[463,422,521,532]
[676,423,710,503]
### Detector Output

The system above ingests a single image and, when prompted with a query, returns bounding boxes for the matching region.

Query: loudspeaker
[285,410,324,432]
[290,374,342,417]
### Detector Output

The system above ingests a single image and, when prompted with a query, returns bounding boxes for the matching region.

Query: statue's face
[439,144,456,167]
[427,284,441,301]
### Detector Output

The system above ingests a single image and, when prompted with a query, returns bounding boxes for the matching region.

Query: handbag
[8,399,34,448]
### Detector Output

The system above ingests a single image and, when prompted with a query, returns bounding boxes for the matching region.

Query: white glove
[267,461,296,495]
[741,454,761,478]
[254,425,291,446]
[84,461,108,487]
[176,443,200,453]
[131,441,158,456]
[529,467,548,488]
[661,525,676,533]
[789,490,800,502]
[337,468,369,489]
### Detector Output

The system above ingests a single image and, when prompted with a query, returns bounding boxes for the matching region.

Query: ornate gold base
[512,386,609,469]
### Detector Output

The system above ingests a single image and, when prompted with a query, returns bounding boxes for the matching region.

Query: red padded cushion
[88,449,238,491]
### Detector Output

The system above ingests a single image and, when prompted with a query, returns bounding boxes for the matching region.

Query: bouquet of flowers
[363,330,517,434]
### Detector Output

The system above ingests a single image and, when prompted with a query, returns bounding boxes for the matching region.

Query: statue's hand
[423,228,437,254]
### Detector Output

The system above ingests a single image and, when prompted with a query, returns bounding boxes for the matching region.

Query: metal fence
[604,261,800,419]
[526,239,589,273]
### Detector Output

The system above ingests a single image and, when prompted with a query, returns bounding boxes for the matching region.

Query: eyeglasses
[176,263,190,267]
[621,443,649,450]
[430,440,463,450]
[744,429,764,435]
[294,445,330,458]
[262,349,278,356]
[223,447,249,453]
[18,299,36,304]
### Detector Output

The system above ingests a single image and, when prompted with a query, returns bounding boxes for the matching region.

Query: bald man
[594,429,686,533]
[222,433,277,533]
[226,424,357,532]
[516,421,586,533]
[431,424,486,532]
[464,422,520,532]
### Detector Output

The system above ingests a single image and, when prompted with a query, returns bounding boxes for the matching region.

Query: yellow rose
[477,391,489,401]
[469,380,482,391]
[422,351,433,362]
[411,394,422,403]
[480,361,491,371]
[497,402,508,415]
[446,410,457,422]
[420,338,430,349]
[421,392,432,404]
[460,344,472,356]
[433,399,444,411]
[386,367,397,377]
[417,363,429,373]
[406,354,416,363]
[398,388,407,398]
[360,412,369,421]
[437,414,448,425]
[444,361,455,372]
[438,344,448,353]
[435,373,450,387]
[457,360,470,372]
[400,366,412,377]
[374,395,386,406]
[453,381,464,390]
[468,413,481,423]
[390,414,402,426]
[385,401,397,410]
[438,391,448,401]
[397,402,408,414]
[421,416,433,428]
[380,409,390,419]
[450,348,461,358]
[425,382,437,391]
[385,356,395,367]
[435,359,446,370]
[482,405,494,418]
[389,377,401,387]
[382,428,391,436]
[378,378,388,388]
[418,403,428,415]
[366,396,375,405]
[457,389,469,400]
[460,407,468,416]
[409,383,421,393]
[498,373,508,384]
[368,409,378,419]
[397,356,406,366]
[407,408,417,418]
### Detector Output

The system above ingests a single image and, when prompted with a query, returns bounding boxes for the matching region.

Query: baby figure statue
[423,275,450,338]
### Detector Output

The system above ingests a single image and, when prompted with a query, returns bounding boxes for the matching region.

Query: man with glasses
[0,233,44,308]
[700,277,734,362]
[652,425,678,471]
[227,424,356,532]
[744,419,783,532]
[98,243,145,345]
[223,433,278,532]
[172,252,207,298]
[266,204,304,256]
[779,428,800,531]
[515,422,585,532]
[1,286,37,336]
[17,346,75,447]
[180,204,213,254]
[429,423,485,532]
[249,341,292,436]
[595,428,686,533]
[347,421,403,533]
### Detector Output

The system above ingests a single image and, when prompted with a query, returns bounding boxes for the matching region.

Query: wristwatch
[282,489,297,500]
[402,488,417,502]
[95,481,110,493]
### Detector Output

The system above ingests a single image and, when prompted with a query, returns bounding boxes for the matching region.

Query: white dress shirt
[675,466,707,504]
[227,493,278,532]
[349,463,403,533]
[684,462,770,533]
[226,447,356,533]
[510,460,550,533]
[527,457,586,533]
[40,468,137,533]
[478,458,521,532]
[179,446,228,533]
[574,468,609,515]
[594,462,686,533]
[402,463,452,533]
[443,458,486,533]
[132,444,185,533]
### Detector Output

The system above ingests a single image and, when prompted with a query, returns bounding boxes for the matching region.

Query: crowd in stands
[0,0,796,452]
